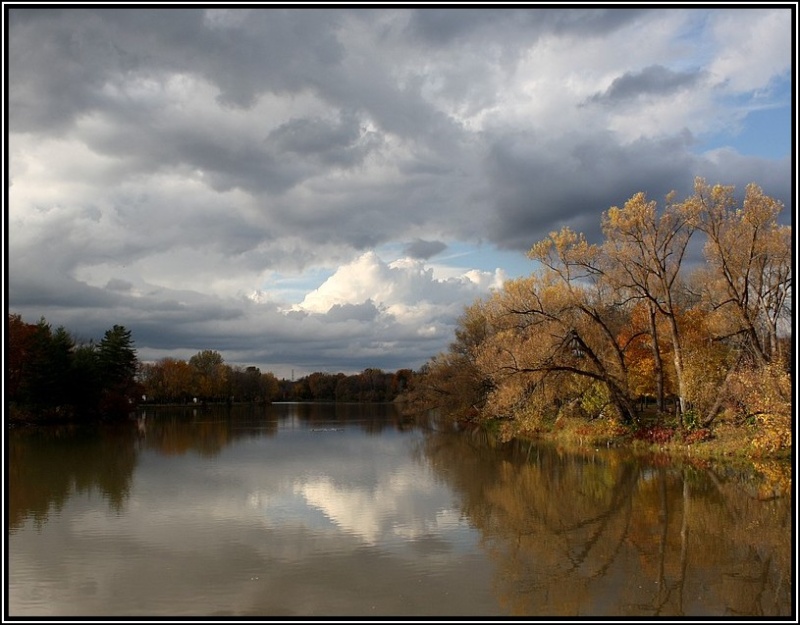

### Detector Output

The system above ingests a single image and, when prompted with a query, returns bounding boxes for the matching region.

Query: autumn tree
[401,178,790,445]
[399,301,495,422]
[229,366,279,403]
[260,371,280,402]
[305,371,340,401]
[189,350,229,401]
[686,178,791,366]
[601,190,695,418]
[391,369,414,395]
[8,314,40,402]
[614,302,675,411]
[683,178,792,429]
[523,228,639,423]
[400,352,489,423]
[162,358,194,402]
[140,358,194,403]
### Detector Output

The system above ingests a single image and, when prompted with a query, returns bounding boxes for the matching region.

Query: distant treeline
[138,351,413,404]
[282,368,414,403]
[8,313,414,422]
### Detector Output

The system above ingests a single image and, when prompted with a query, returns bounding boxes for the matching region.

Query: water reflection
[7,407,792,617]
[9,405,497,617]
[420,429,793,617]
[9,425,137,531]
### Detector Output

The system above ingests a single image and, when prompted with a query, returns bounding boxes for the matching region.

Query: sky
[5,6,794,379]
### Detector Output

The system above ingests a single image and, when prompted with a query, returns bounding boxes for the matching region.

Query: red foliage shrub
[682,428,714,444]
[633,426,675,444]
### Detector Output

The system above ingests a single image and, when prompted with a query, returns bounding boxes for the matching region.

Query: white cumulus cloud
[295,251,506,325]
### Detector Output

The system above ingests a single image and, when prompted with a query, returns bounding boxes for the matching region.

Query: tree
[615,302,674,411]
[140,358,195,403]
[402,352,488,423]
[98,325,138,387]
[682,178,792,426]
[70,342,102,411]
[305,372,340,401]
[400,300,496,422]
[260,371,280,402]
[524,229,639,423]
[391,369,414,395]
[230,365,277,403]
[9,317,75,409]
[97,325,140,416]
[189,350,228,401]
[601,190,695,418]
[686,178,791,366]
[401,179,790,441]
[8,314,39,402]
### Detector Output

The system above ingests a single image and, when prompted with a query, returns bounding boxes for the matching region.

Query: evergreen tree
[69,342,101,412]
[97,325,140,417]
[98,325,138,387]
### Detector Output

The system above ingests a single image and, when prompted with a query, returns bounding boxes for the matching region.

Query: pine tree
[97,325,140,417]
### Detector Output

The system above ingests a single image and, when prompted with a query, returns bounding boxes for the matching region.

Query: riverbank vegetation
[398,179,792,460]
[8,313,413,423]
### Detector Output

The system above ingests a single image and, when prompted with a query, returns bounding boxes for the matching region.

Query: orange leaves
[410,179,790,453]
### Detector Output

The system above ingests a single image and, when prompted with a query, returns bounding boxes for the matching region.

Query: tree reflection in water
[8,404,413,532]
[419,429,792,617]
[8,424,138,531]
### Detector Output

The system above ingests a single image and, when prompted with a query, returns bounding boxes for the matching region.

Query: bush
[683,408,700,430]
[633,425,675,444]
[682,428,713,445]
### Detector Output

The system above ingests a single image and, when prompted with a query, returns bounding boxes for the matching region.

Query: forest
[7,313,413,421]
[399,178,792,456]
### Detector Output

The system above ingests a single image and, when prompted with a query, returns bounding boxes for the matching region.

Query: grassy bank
[495,413,791,501]
[498,408,792,464]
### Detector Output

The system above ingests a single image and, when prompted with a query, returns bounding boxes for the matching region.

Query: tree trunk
[666,312,687,425]
[648,304,666,413]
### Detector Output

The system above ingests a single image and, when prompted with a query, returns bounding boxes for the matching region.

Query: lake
[7,403,792,618]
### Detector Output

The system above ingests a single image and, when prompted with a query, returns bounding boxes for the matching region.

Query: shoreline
[504,412,792,465]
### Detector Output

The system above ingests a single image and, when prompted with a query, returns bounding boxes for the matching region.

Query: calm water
[7,403,793,618]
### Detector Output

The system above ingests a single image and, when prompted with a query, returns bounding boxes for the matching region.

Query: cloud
[324,301,381,323]
[404,239,448,260]
[405,8,647,46]
[586,64,705,104]
[7,8,792,376]
[296,252,504,320]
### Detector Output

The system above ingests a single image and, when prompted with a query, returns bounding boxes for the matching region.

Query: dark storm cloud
[404,239,448,260]
[587,65,706,104]
[9,273,116,311]
[406,8,646,46]
[266,113,379,168]
[8,8,346,131]
[484,130,700,249]
[484,126,792,251]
